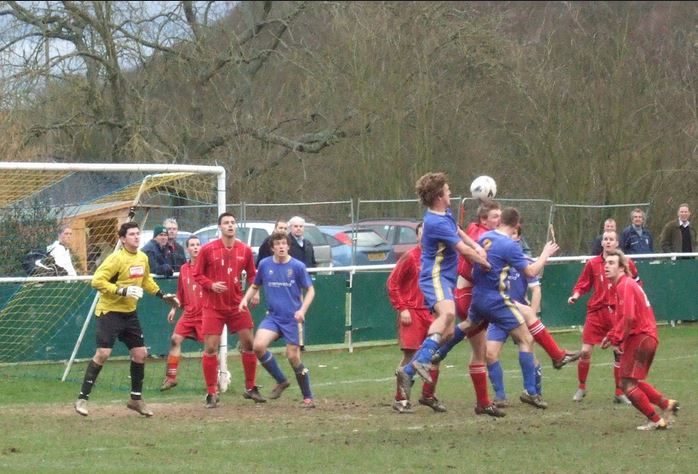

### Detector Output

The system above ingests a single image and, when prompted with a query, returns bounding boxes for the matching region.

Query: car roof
[356,219,421,226]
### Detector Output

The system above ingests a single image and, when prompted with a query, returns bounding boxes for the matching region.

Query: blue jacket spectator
[142,225,174,276]
[619,209,654,254]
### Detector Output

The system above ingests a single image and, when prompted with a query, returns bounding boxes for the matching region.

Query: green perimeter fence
[0,258,695,364]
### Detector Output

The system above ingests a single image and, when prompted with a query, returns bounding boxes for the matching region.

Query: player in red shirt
[387,223,446,414]
[601,250,679,431]
[568,230,640,404]
[193,212,263,408]
[160,235,204,391]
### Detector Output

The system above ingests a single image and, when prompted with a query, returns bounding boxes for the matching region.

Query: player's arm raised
[523,241,559,278]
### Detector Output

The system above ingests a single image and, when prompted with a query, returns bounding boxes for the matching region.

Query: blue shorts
[419,275,455,310]
[258,313,302,346]
[469,292,526,335]
[486,322,509,343]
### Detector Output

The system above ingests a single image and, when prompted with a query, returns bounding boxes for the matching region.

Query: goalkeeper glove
[116,286,144,300]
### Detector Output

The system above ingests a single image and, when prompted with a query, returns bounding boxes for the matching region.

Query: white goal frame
[0,162,233,391]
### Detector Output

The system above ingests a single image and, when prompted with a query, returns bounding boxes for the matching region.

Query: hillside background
[1,1,696,240]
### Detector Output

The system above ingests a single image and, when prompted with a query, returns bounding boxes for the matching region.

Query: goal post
[0,162,231,389]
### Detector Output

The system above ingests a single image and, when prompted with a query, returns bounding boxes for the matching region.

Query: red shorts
[454,287,472,321]
[582,307,616,345]
[619,334,657,380]
[398,309,434,350]
[174,314,204,343]
[202,307,254,335]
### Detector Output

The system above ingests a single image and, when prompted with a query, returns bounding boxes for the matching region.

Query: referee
[74,222,178,417]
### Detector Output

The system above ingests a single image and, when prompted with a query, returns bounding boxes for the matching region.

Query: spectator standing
[46,224,78,276]
[256,219,288,266]
[659,203,696,255]
[620,209,654,255]
[288,216,317,268]
[163,218,187,272]
[591,218,616,255]
[142,225,174,277]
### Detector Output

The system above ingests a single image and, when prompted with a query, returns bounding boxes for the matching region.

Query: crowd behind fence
[0,196,661,277]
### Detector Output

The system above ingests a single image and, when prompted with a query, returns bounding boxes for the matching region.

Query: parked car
[354,219,421,260]
[193,220,332,267]
[319,226,396,266]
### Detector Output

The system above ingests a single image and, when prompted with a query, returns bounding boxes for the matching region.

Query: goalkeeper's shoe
[553,350,582,369]
[242,386,267,403]
[301,398,316,409]
[474,403,506,417]
[418,396,447,413]
[411,361,433,384]
[636,418,668,431]
[662,399,680,424]
[74,398,89,416]
[204,393,219,409]
[160,378,178,391]
[126,399,154,417]
[520,390,548,409]
[269,381,291,400]
[392,399,413,414]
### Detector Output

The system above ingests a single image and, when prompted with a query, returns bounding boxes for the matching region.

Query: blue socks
[294,363,313,399]
[487,361,506,400]
[519,351,537,395]
[259,351,287,384]
[535,363,543,395]
[434,325,466,361]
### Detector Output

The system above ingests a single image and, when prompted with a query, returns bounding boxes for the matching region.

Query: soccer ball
[470,175,497,200]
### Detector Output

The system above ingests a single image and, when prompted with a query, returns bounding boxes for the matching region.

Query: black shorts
[96,311,145,350]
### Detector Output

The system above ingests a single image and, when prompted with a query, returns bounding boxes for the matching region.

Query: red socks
[577,353,590,389]
[528,321,565,361]
[166,354,180,380]
[469,363,490,408]
[638,381,667,408]
[626,386,660,422]
[613,362,623,396]
[202,353,218,395]
[421,368,440,399]
[241,351,258,390]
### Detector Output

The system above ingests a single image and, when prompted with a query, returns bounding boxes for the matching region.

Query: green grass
[1,326,696,473]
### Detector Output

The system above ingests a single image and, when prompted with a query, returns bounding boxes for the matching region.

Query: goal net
[0,163,225,386]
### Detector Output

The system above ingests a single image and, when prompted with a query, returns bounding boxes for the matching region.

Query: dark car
[319,226,395,266]
[354,219,421,260]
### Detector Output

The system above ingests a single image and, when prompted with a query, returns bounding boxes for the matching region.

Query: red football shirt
[387,246,427,311]
[192,239,256,311]
[572,255,639,312]
[607,274,658,346]
[177,262,203,320]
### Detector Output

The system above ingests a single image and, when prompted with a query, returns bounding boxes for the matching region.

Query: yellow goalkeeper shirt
[92,247,161,316]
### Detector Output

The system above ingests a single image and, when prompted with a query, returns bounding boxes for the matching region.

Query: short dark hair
[500,207,520,228]
[185,235,200,247]
[218,212,236,225]
[416,172,448,207]
[415,221,423,235]
[271,231,290,245]
[118,222,140,238]
[477,200,501,221]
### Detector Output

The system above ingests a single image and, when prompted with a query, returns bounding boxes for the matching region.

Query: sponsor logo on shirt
[129,266,145,278]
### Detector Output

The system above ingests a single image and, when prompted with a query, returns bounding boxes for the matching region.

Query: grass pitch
[1,326,696,473]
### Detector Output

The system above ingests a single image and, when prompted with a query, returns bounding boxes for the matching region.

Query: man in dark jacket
[288,216,316,268]
[659,203,696,255]
[142,225,174,277]
[256,219,288,266]
[163,218,187,272]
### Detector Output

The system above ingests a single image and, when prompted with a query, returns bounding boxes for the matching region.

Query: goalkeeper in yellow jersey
[74,222,179,417]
